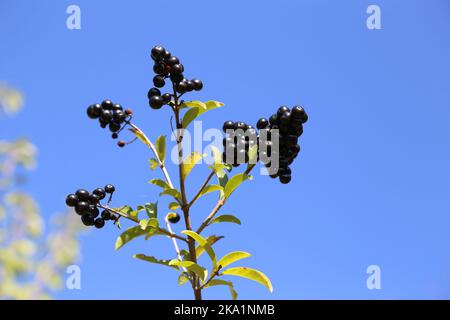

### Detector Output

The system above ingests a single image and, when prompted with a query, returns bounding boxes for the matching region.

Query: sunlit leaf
[181,100,224,128]
[149,178,171,190]
[149,158,159,170]
[222,267,273,292]
[178,273,189,285]
[210,214,241,225]
[159,188,182,201]
[217,251,250,269]
[205,279,238,300]
[168,202,180,210]
[196,235,224,259]
[168,259,207,281]
[182,230,217,269]
[182,152,203,180]
[134,254,179,270]
[115,226,147,250]
[155,135,166,163]
[224,173,250,199]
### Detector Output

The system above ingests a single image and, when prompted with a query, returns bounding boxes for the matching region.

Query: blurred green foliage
[0,85,84,299]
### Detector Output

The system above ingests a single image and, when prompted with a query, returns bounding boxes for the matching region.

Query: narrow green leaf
[182,152,203,180]
[149,158,159,170]
[130,127,152,148]
[182,100,207,109]
[139,218,159,230]
[217,172,228,199]
[159,188,182,201]
[168,202,180,210]
[155,135,166,163]
[178,273,189,285]
[181,100,224,128]
[134,254,179,270]
[224,173,249,199]
[205,279,238,300]
[210,214,241,225]
[149,178,171,190]
[199,184,223,198]
[222,267,273,292]
[168,260,207,281]
[217,251,251,269]
[182,230,217,269]
[115,226,147,250]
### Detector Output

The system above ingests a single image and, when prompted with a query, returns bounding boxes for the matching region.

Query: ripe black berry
[101,209,111,220]
[153,75,165,88]
[147,87,161,99]
[105,184,115,194]
[151,45,165,60]
[291,105,308,123]
[101,100,114,110]
[75,189,90,201]
[191,79,203,91]
[109,122,121,133]
[166,56,179,66]
[257,118,269,129]
[279,174,291,184]
[112,133,118,139]
[81,214,95,226]
[87,104,101,119]
[149,95,164,109]
[89,193,100,204]
[112,104,123,111]
[277,106,290,117]
[65,194,78,207]
[94,218,105,229]
[75,201,90,215]
[222,121,235,132]
[100,110,113,123]
[186,80,194,92]
[93,188,106,200]
[171,64,184,74]
[153,62,166,75]
[168,212,180,223]
[113,110,126,123]
[162,93,171,103]
[89,205,100,218]
[176,81,188,93]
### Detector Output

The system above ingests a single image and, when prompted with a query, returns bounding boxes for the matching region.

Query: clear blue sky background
[1,0,450,299]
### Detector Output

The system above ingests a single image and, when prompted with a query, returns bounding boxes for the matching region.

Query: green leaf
[168,260,207,281]
[115,226,147,250]
[168,202,180,210]
[130,127,152,148]
[149,178,171,190]
[139,218,159,230]
[217,251,251,269]
[181,100,224,128]
[210,215,241,225]
[199,184,223,198]
[135,202,158,219]
[222,267,273,292]
[182,230,217,269]
[182,152,203,180]
[209,146,226,176]
[217,172,229,199]
[205,279,238,300]
[159,188,182,201]
[182,100,207,109]
[134,254,179,270]
[224,173,249,199]
[178,273,189,285]
[196,235,224,259]
[149,158,159,170]
[155,135,166,163]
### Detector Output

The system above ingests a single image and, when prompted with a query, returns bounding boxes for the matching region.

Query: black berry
[149,95,164,109]
[153,75,165,88]
[105,184,115,194]
[94,218,105,229]
[168,212,180,223]
[75,189,90,201]
[65,194,78,207]
[93,188,106,200]
[81,214,95,226]
[191,79,203,91]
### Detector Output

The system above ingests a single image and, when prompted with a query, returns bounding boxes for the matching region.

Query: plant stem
[172,84,202,300]
[188,171,215,208]
[200,267,222,290]
[196,164,256,234]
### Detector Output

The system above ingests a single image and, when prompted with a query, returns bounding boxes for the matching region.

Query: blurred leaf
[155,135,166,163]
[149,158,159,170]
[210,215,241,225]
[222,267,273,292]
[149,179,171,190]
[168,202,180,210]
[178,273,189,285]
[159,188,182,202]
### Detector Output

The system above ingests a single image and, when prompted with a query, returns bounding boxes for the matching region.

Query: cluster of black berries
[221,121,257,167]
[65,184,117,228]
[256,105,308,184]
[147,45,203,110]
[86,100,133,141]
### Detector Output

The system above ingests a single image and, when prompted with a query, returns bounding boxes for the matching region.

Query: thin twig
[188,171,215,208]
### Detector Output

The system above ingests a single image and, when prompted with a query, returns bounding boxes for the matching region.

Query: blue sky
[1,0,450,299]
